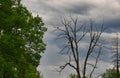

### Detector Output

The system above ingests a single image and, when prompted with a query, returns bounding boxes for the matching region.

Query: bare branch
[59,62,77,73]
[83,21,105,78]
[56,27,67,34]
[56,17,105,78]
[58,44,70,55]
[77,31,87,43]
[58,55,76,72]
[89,45,102,78]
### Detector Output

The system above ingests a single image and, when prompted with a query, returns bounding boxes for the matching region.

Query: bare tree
[112,33,120,78]
[56,17,105,78]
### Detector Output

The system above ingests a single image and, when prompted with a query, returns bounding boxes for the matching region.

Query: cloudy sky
[21,0,120,78]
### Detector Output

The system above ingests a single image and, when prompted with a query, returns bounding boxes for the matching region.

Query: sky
[21,0,120,78]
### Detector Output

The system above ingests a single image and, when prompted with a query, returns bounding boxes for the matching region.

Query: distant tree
[102,68,120,78]
[67,74,77,78]
[0,0,47,78]
[56,17,105,78]
[111,33,120,78]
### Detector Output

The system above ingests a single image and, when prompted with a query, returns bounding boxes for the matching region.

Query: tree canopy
[102,68,120,78]
[0,0,47,78]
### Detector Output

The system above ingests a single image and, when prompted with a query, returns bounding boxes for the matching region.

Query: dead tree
[112,33,120,78]
[56,17,105,78]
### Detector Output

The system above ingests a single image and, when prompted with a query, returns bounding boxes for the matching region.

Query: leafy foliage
[102,68,120,78]
[67,74,77,78]
[0,0,47,78]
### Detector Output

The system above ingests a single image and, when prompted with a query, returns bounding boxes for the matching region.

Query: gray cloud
[22,0,120,30]
[65,2,96,15]
[105,18,120,32]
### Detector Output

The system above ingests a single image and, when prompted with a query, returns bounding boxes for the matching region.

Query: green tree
[67,74,88,78]
[102,68,120,78]
[0,0,47,78]
[67,74,77,78]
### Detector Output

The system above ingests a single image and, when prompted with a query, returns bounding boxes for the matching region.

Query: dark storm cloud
[110,21,120,29]
[38,0,95,15]
[105,18,120,32]
[22,0,120,31]
[66,2,96,15]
